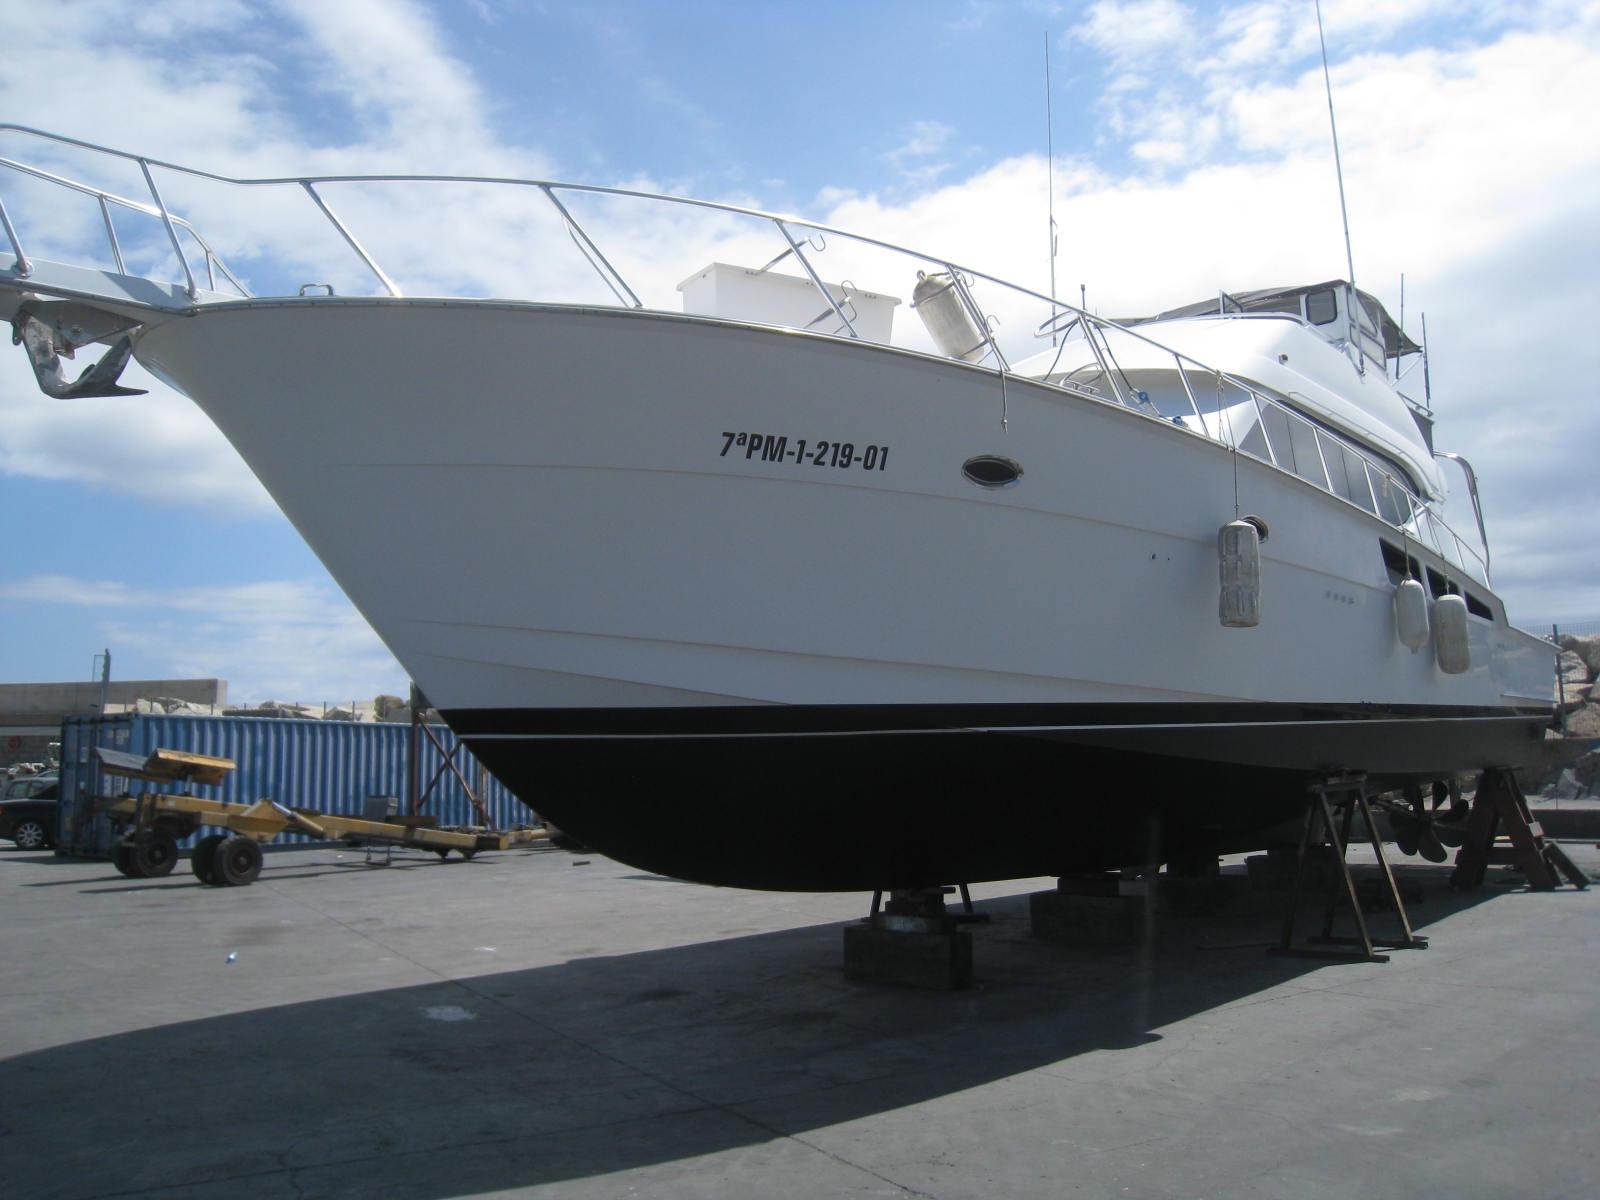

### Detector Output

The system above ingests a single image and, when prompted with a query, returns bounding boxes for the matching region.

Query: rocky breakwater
[1522,634,1600,798]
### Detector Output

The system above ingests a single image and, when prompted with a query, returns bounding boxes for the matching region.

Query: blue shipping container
[57,714,532,857]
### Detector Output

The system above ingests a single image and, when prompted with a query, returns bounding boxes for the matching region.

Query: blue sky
[2,0,1598,701]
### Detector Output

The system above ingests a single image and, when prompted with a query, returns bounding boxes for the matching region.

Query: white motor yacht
[0,126,1556,889]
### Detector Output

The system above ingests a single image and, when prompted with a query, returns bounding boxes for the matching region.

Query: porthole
[962,455,1023,488]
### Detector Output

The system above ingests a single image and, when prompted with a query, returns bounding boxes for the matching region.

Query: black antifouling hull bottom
[450,703,1550,891]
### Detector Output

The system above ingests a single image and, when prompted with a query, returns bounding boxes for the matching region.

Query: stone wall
[1526,634,1600,797]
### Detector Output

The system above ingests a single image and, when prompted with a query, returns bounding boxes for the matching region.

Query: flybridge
[1138,282,1422,370]
[1126,281,1439,453]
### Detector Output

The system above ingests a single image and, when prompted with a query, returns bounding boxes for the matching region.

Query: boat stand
[1270,774,1428,964]
[845,887,974,990]
[408,683,495,828]
[868,883,989,924]
[1449,767,1588,891]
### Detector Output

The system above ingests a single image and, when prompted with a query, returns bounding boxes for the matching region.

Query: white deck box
[677,262,900,345]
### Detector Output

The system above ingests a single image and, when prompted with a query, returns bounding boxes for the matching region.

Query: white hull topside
[132,298,1553,722]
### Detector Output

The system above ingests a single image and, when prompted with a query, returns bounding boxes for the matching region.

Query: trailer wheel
[112,843,136,876]
[434,848,451,861]
[459,848,477,861]
[131,829,179,878]
[212,837,263,886]
[192,834,227,883]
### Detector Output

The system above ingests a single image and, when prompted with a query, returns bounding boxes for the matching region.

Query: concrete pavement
[2,840,1596,1198]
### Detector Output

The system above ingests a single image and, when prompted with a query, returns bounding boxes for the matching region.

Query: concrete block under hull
[1246,846,1341,891]
[1148,874,1251,916]
[1030,890,1150,945]
[843,922,973,990]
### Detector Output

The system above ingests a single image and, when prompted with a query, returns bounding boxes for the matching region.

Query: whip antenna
[1421,312,1433,408]
[1045,32,1059,344]
[1043,32,1056,342]
[1315,0,1363,373]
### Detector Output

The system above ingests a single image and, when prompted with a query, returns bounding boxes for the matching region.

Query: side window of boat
[1317,432,1377,514]
[1317,431,1355,502]
[1239,422,1271,462]
[1369,467,1411,525]
[1355,293,1382,337]
[1259,404,1294,471]
[1340,444,1377,512]
[1305,289,1338,326]
[1285,411,1329,489]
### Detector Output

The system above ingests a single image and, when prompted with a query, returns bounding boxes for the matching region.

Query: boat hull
[131,299,1556,889]
[450,701,1547,889]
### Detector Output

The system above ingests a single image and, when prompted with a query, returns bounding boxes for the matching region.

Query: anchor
[11,298,146,398]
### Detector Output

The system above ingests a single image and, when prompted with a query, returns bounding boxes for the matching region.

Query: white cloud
[0,354,274,515]
[1073,0,1198,65]
[276,0,490,160]
[1319,0,1453,41]
[0,575,403,701]
[1212,3,1292,68]
[887,120,957,185]
[890,121,956,163]
[1070,0,1594,180]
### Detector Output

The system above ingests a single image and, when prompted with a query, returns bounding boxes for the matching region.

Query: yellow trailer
[95,746,547,885]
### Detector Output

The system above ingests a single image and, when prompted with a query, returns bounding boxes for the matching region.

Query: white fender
[1433,594,1470,674]
[1218,520,1261,628]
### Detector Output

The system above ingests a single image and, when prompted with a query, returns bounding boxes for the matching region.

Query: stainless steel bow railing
[0,123,1489,586]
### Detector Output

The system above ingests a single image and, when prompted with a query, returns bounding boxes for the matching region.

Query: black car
[0,773,59,850]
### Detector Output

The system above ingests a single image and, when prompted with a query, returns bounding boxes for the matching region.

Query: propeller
[1388,782,1460,863]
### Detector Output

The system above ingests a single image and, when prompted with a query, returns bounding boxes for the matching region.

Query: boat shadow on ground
[3,867,1526,1199]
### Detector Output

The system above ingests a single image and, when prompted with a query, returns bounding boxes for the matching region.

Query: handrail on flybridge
[0,123,1489,585]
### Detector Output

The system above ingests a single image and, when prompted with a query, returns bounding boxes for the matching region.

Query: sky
[1,0,1597,702]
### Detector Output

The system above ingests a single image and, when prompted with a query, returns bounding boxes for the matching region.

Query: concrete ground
[1,839,1596,1199]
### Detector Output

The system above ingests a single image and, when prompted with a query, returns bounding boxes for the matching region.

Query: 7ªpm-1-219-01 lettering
[719,431,889,471]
